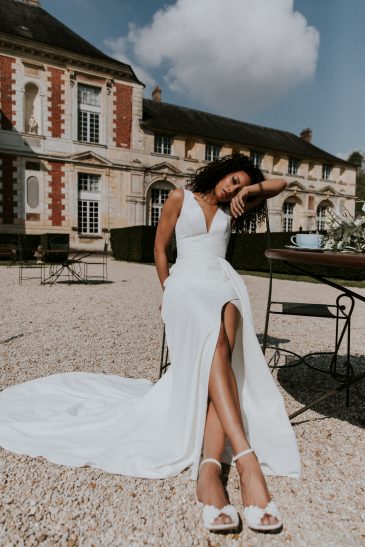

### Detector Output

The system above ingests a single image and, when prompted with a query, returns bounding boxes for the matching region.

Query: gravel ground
[0,259,364,547]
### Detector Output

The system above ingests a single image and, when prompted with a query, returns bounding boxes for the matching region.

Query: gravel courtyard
[1,259,364,547]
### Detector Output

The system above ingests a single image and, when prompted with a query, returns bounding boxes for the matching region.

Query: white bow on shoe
[244,500,282,532]
[201,503,239,531]
[232,448,283,533]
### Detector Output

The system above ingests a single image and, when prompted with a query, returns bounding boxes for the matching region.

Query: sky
[41,0,365,159]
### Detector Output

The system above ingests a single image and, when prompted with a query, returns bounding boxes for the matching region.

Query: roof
[0,0,140,83]
[142,99,349,166]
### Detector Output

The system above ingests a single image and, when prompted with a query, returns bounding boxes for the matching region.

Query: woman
[0,154,300,536]
[154,153,301,532]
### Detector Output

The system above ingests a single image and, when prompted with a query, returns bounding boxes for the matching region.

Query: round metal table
[264,248,365,418]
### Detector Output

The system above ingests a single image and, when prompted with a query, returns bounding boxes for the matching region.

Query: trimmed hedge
[229,232,364,280]
[0,233,69,261]
[110,226,176,263]
[110,226,365,281]
[0,233,41,260]
[41,233,69,263]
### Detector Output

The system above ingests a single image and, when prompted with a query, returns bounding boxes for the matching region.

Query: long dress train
[0,188,301,480]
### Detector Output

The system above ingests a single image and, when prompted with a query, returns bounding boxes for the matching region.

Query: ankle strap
[232,448,255,462]
[199,458,222,470]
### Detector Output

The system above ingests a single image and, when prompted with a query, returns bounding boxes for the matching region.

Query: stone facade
[0,1,357,249]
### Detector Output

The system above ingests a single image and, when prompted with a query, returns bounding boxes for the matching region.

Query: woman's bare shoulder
[168,187,184,202]
[165,187,184,213]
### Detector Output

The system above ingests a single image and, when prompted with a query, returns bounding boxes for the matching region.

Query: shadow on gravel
[268,350,364,429]
[257,334,291,346]
[54,280,115,285]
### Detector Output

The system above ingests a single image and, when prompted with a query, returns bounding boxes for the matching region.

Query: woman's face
[214,170,252,203]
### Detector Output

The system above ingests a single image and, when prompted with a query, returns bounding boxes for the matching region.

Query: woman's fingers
[230,198,245,218]
[230,189,248,217]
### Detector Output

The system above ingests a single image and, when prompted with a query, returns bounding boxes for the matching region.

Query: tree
[348,150,363,169]
[347,151,365,215]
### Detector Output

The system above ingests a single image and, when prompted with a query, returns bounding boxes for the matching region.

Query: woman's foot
[196,461,234,526]
[236,452,280,527]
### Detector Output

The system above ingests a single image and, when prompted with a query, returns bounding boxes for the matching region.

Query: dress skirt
[0,188,301,479]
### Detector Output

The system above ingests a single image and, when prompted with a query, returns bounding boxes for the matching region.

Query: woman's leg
[205,302,278,526]
[196,400,231,525]
[201,302,240,460]
[196,303,240,526]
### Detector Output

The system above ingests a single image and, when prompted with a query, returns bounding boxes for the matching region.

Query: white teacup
[291,233,324,249]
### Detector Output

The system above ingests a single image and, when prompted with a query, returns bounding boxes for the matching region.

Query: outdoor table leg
[42,264,65,285]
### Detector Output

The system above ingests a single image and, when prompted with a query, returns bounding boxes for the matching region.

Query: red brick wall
[114,83,132,148]
[0,56,16,130]
[47,68,65,138]
[0,155,17,224]
[48,162,65,226]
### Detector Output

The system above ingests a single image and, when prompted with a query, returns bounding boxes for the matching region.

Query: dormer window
[154,135,172,155]
[250,151,262,168]
[205,144,221,162]
[322,164,332,180]
[288,158,300,175]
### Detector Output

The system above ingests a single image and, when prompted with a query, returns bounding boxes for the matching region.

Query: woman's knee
[214,325,231,363]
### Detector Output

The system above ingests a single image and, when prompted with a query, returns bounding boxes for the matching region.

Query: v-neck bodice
[175,189,231,258]
[191,193,219,234]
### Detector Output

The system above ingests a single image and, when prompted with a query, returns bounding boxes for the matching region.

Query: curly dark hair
[186,153,266,233]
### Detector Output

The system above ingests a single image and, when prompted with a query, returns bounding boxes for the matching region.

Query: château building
[0,0,356,249]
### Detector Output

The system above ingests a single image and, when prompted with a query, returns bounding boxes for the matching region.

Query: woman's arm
[154,188,184,288]
[230,178,287,219]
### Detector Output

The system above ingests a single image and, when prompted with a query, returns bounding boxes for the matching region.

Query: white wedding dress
[0,189,301,480]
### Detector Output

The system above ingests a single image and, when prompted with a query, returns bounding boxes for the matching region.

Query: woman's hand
[230,187,249,218]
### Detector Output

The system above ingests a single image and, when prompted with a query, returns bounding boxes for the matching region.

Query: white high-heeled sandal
[196,458,239,532]
[233,448,283,533]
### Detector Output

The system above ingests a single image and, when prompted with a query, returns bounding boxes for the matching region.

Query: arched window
[24,83,40,134]
[27,176,39,208]
[148,182,174,226]
[283,199,295,232]
[316,202,330,231]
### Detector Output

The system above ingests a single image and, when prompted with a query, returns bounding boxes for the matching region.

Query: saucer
[285,245,324,252]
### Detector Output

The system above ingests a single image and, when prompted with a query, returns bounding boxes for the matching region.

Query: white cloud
[104,36,156,88]
[107,0,319,117]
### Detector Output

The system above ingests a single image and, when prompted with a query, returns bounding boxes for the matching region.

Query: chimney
[152,85,161,102]
[300,128,312,143]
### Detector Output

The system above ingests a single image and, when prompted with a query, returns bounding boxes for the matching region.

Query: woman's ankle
[235,452,258,475]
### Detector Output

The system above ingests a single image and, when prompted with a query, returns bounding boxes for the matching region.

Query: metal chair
[158,232,177,378]
[18,261,46,285]
[18,240,47,285]
[159,327,170,378]
[262,208,354,417]
[83,239,108,281]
